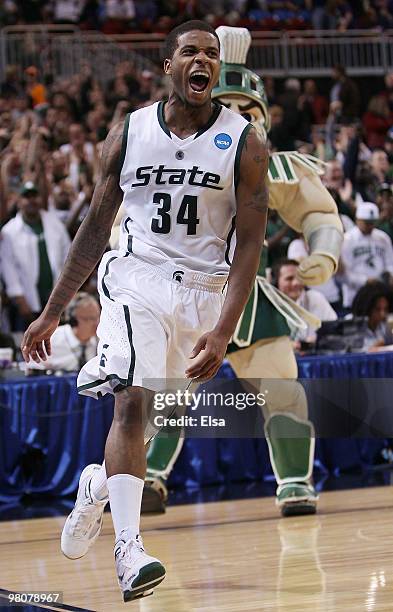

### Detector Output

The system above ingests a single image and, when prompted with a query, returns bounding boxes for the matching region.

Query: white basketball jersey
[118,101,250,274]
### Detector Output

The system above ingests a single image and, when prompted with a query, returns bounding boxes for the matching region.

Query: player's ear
[163,59,171,75]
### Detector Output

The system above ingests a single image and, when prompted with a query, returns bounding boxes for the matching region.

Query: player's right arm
[186,126,269,381]
[21,121,125,363]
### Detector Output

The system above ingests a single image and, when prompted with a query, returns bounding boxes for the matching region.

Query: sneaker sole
[123,562,166,602]
[281,501,317,517]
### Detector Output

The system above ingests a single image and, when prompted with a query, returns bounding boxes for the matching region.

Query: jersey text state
[132,165,224,190]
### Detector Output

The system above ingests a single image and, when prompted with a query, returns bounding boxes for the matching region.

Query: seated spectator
[50,0,83,24]
[1,181,71,329]
[340,202,393,308]
[287,234,341,309]
[370,149,391,185]
[362,95,393,150]
[28,293,100,372]
[274,258,337,345]
[105,0,135,19]
[376,183,393,243]
[311,0,327,29]
[352,281,393,351]
[322,0,353,31]
[103,0,136,32]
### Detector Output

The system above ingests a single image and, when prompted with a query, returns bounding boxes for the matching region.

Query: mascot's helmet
[212,26,271,137]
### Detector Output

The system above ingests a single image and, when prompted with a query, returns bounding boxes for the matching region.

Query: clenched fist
[297,254,335,286]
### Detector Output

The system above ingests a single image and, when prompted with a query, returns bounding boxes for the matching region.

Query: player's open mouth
[189,70,210,93]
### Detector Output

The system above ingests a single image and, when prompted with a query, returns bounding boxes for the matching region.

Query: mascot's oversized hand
[297,253,335,286]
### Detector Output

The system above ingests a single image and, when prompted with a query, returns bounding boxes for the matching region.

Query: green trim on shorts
[77,301,136,394]
[77,373,129,393]
[101,256,117,301]
[123,304,135,384]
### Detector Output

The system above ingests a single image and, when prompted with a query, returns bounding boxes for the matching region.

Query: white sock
[89,462,109,502]
[107,474,144,540]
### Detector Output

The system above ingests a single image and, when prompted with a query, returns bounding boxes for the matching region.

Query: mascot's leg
[142,424,184,514]
[265,410,317,517]
[228,336,318,516]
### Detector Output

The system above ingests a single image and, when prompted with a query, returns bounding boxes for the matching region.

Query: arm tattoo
[244,181,269,214]
[46,123,124,318]
[243,141,269,213]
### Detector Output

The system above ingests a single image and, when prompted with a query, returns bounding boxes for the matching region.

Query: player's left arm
[186,126,268,381]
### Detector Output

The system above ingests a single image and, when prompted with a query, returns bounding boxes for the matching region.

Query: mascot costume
[121,27,344,516]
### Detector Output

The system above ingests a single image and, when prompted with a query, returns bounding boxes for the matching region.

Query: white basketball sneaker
[61,464,108,559]
[115,531,166,602]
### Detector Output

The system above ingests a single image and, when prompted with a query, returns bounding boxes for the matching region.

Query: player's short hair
[163,20,220,60]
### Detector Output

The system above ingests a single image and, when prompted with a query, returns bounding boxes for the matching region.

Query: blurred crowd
[265,66,393,352]
[0,58,165,354]
[2,51,393,359]
[1,1,393,33]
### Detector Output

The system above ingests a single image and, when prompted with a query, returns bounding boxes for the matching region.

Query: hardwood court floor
[1,487,393,611]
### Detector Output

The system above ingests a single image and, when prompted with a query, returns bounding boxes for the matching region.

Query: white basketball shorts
[77,250,227,398]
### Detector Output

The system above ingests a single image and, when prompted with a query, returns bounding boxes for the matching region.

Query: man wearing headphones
[28,292,100,372]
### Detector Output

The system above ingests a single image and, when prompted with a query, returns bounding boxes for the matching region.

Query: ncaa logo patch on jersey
[214,133,232,150]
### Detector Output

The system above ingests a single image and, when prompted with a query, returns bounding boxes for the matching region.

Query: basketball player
[21,21,269,602]
[144,26,344,517]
